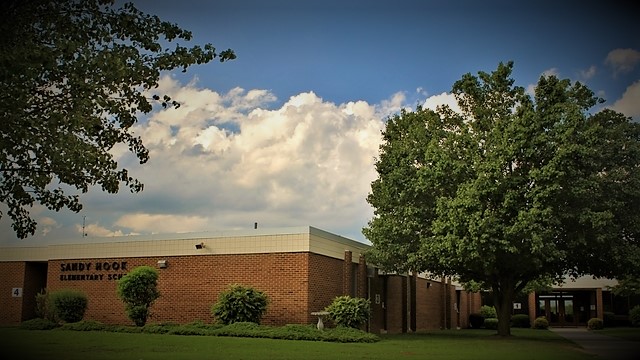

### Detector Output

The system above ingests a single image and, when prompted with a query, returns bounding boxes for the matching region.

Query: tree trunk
[493,281,515,337]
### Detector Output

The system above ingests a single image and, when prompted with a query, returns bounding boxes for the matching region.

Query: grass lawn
[594,327,640,342]
[0,327,597,360]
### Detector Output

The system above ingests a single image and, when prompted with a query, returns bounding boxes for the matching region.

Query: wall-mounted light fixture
[195,242,205,250]
[157,260,168,269]
[426,282,431,289]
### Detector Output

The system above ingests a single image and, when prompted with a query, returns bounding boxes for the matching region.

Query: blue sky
[139,0,638,106]
[1,0,638,246]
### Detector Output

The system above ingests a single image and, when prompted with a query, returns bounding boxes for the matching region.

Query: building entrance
[538,291,591,327]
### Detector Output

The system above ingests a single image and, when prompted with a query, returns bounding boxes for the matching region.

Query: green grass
[594,327,640,342]
[0,327,596,360]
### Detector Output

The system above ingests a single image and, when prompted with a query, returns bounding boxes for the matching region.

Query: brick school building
[0,226,480,333]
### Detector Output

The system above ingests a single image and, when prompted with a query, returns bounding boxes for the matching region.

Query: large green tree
[364,62,640,336]
[0,0,235,238]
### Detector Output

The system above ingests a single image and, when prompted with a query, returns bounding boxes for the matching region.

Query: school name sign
[59,261,128,281]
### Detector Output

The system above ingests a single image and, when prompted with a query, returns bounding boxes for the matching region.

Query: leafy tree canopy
[364,62,640,336]
[0,0,235,238]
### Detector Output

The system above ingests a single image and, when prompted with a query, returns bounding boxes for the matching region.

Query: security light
[195,242,204,250]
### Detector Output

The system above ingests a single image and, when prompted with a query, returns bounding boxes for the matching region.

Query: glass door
[539,293,575,327]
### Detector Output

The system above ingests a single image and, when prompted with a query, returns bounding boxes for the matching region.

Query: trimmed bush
[511,314,531,328]
[469,313,484,328]
[19,320,380,342]
[480,305,497,319]
[483,318,499,330]
[630,305,640,327]
[211,284,269,325]
[20,318,59,330]
[60,320,110,331]
[35,289,57,322]
[324,295,371,329]
[603,312,616,327]
[533,316,549,329]
[587,317,604,330]
[49,289,88,323]
[117,266,160,326]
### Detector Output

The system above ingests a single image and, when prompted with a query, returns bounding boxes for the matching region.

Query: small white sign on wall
[513,302,522,310]
[12,288,23,298]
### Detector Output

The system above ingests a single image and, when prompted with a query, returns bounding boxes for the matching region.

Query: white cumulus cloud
[90,77,389,239]
[423,92,461,114]
[605,48,640,75]
[610,80,640,121]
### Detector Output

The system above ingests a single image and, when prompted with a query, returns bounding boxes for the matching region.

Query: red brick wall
[415,277,445,330]
[384,275,406,334]
[0,262,26,324]
[46,253,313,326]
[308,253,343,323]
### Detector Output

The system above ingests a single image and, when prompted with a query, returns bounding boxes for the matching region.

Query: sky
[1,0,639,246]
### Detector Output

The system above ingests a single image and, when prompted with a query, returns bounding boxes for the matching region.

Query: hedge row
[19,319,380,343]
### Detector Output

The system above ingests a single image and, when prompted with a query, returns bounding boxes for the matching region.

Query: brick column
[596,288,603,320]
[528,292,536,326]
[343,250,352,296]
[441,277,448,329]
[358,254,367,299]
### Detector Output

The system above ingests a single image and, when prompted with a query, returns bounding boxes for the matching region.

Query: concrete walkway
[550,327,640,360]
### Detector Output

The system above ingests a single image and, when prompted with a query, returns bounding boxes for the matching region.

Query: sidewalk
[550,327,640,360]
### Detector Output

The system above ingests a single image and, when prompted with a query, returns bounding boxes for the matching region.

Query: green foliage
[611,277,640,296]
[587,318,604,330]
[533,317,549,330]
[19,319,379,343]
[480,305,497,319]
[49,289,88,323]
[511,314,531,328]
[20,318,60,330]
[603,312,616,327]
[629,305,640,327]
[211,284,269,325]
[469,313,484,328]
[60,320,110,331]
[117,266,160,326]
[364,61,640,336]
[324,296,371,329]
[483,318,499,330]
[0,0,235,239]
[35,289,57,322]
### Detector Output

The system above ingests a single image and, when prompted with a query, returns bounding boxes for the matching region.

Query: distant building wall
[0,262,26,324]
[0,227,482,332]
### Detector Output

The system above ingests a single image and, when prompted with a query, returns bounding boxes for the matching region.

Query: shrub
[20,318,59,330]
[324,295,371,329]
[483,318,499,330]
[603,311,616,327]
[480,305,497,319]
[35,289,57,322]
[533,316,549,329]
[60,320,110,331]
[587,317,604,330]
[327,326,380,343]
[511,314,531,328]
[117,266,160,326]
[469,313,484,328]
[630,305,640,327]
[49,289,88,323]
[211,284,269,325]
